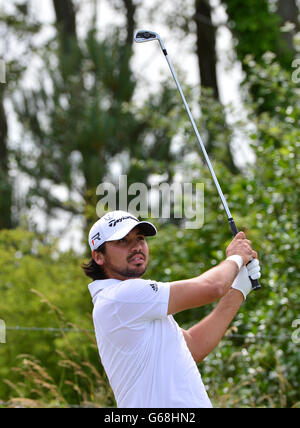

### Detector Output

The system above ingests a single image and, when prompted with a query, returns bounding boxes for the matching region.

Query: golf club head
[134,30,159,43]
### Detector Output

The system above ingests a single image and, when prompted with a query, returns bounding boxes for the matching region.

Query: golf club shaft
[160,47,261,291]
[164,52,232,219]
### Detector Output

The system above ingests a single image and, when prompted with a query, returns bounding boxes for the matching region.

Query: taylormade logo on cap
[88,210,157,251]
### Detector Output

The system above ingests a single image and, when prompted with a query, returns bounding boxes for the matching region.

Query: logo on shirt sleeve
[149,282,158,293]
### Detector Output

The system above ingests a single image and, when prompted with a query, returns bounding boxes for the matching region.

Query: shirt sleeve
[113,279,170,324]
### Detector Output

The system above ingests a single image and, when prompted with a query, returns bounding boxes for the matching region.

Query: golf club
[134,30,261,291]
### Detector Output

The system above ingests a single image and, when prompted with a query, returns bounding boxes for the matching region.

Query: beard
[103,257,148,279]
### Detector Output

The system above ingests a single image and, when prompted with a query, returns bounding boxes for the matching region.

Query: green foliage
[223,0,291,67]
[223,0,297,113]
[13,28,139,215]
[1,0,299,409]
[0,229,114,407]
[1,55,299,407]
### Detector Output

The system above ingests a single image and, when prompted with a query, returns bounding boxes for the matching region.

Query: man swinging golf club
[83,210,261,408]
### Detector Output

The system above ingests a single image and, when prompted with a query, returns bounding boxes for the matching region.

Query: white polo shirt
[88,278,212,408]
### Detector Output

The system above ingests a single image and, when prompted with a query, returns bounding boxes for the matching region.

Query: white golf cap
[88,210,157,251]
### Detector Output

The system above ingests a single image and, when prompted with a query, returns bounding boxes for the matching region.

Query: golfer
[83,210,261,408]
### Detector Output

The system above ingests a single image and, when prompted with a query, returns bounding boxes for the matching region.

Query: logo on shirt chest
[149,282,158,293]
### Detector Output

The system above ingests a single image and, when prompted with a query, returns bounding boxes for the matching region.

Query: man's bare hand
[226,232,257,266]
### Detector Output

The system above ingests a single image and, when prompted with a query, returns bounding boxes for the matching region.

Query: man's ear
[92,250,105,266]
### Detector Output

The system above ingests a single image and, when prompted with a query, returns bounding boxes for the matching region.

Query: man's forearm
[185,289,244,363]
[198,259,241,297]
[168,259,241,315]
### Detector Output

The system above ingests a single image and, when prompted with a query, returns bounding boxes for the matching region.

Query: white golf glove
[232,259,261,300]
[246,258,261,280]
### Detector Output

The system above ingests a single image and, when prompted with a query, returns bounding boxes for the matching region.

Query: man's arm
[168,231,256,315]
[181,288,243,363]
[167,260,239,314]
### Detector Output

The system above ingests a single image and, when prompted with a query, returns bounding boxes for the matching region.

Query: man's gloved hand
[232,259,261,300]
[246,258,261,280]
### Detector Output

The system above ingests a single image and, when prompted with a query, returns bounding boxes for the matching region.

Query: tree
[223,0,287,65]
[277,0,300,55]
[0,2,41,229]
[194,0,239,172]
[12,0,141,233]
[195,0,219,100]
[222,0,300,112]
[0,85,12,229]
[12,0,193,239]
[158,0,239,173]
[121,0,137,45]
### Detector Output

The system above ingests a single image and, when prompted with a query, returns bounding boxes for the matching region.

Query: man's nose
[131,239,143,252]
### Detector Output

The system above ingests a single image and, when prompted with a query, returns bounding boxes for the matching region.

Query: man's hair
[82,243,107,280]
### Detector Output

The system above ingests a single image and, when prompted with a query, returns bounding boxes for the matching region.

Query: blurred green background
[0,0,299,408]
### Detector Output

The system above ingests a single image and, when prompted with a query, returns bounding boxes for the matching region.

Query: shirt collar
[88,278,121,303]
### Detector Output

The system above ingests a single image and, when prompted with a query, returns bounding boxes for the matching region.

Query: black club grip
[249,277,261,291]
[228,218,261,291]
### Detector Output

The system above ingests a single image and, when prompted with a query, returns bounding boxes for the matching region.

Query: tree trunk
[194,0,238,173]
[0,86,12,229]
[121,0,136,46]
[277,0,299,53]
[195,0,219,100]
[52,0,83,88]
[53,0,77,44]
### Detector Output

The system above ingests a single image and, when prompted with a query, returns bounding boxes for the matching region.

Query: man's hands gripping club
[226,231,257,265]
[168,231,261,316]
[226,232,261,300]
